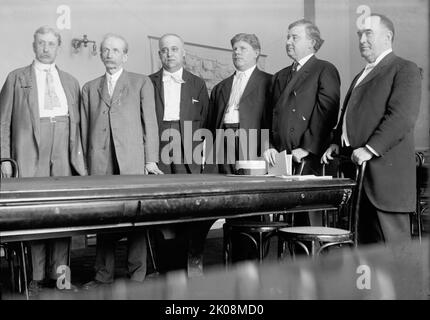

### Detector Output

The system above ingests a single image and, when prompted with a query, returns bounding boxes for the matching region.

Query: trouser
[151,121,190,272]
[31,116,71,281]
[358,192,412,246]
[94,231,148,283]
[94,128,147,283]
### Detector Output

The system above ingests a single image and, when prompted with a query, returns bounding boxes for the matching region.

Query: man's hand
[321,144,339,164]
[292,148,309,163]
[1,162,12,178]
[145,162,164,175]
[351,147,373,165]
[263,148,278,166]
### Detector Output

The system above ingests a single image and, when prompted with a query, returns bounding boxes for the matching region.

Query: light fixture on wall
[71,34,97,56]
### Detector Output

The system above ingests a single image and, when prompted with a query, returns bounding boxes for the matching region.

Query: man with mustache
[322,14,422,245]
[81,33,161,289]
[0,26,86,296]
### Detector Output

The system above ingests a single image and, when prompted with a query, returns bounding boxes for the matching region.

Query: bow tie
[162,72,184,84]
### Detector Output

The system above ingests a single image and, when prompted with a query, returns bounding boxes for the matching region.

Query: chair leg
[223,225,231,268]
[146,229,158,273]
[19,242,29,300]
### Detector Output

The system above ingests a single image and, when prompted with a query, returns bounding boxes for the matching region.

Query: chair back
[0,158,20,178]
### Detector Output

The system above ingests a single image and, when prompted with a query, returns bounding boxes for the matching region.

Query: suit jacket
[0,63,86,177]
[208,67,272,160]
[81,71,159,175]
[149,69,209,173]
[270,56,340,157]
[334,53,422,212]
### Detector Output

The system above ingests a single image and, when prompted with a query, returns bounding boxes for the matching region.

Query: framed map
[148,36,267,94]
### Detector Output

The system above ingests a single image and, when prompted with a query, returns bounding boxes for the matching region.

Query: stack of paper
[268,150,292,176]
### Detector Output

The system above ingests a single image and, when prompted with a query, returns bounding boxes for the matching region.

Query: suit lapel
[180,70,191,121]
[217,75,234,127]
[355,52,396,89]
[57,67,77,123]
[97,75,111,107]
[275,56,316,110]
[152,69,165,117]
[19,64,40,148]
[239,68,260,103]
[110,71,128,107]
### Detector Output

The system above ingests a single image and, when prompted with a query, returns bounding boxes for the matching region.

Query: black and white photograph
[0,0,428,308]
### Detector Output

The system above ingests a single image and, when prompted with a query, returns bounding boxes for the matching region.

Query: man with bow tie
[264,19,340,177]
[0,26,86,296]
[322,14,422,245]
[81,33,161,289]
[148,34,209,272]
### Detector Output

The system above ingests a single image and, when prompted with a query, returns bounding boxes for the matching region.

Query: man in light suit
[0,26,86,295]
[322,14,422,245]
[264,19,340,176]
[81,34,161,288]
[148,34,209,272]
[209,33,272,174]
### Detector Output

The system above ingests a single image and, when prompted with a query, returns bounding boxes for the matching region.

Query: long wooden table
[0,174,355,275]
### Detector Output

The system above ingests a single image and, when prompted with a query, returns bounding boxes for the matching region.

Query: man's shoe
[28,280,44,297]
[82,280,108,290]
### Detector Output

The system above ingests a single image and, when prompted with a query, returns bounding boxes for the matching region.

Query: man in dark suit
[81,33,161,288]
[0,26,86,295]
[209,33,272,173]
[149,34,209,175]
[264,19,340,176]
[148,34,209,272]
[321,14,422,245]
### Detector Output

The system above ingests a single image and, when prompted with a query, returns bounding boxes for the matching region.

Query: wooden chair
[0,158,30,299]
[413,151,427,242]
[222,162,306,266]
[278,159,366,259]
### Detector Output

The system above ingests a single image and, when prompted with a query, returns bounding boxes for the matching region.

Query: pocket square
[192,98,199,104]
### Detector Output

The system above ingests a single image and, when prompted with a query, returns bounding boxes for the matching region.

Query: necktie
[354,63,375,88]
[228,72,246,110]
[107,76,114,97]
[44,70,61,110]
[286,61,298,84]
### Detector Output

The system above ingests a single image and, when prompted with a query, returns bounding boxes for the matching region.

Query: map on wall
[149,36,267,94]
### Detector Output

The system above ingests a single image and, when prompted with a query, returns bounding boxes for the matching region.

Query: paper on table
[277,175,333,180]
[267,150,292,176]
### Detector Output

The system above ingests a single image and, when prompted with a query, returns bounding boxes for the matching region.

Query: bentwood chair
[222,161,306,266]
[413,151,427,242]
[0,158,30,299]
[278,159,366,258]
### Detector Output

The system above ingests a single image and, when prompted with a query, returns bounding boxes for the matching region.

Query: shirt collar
[366,48,392,69]
[162,67,184,83]
[33,60,56,72]
[297,53,314,68]
[235,64,256,78]
[106,68,123,82]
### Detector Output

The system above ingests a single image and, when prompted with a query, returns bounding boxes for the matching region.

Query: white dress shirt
[223,64,256,124]
[34,60,69,117]
[341,48,393,154]
[162,68,184,121]
[295,53,314,72]
[106,68,123,97]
